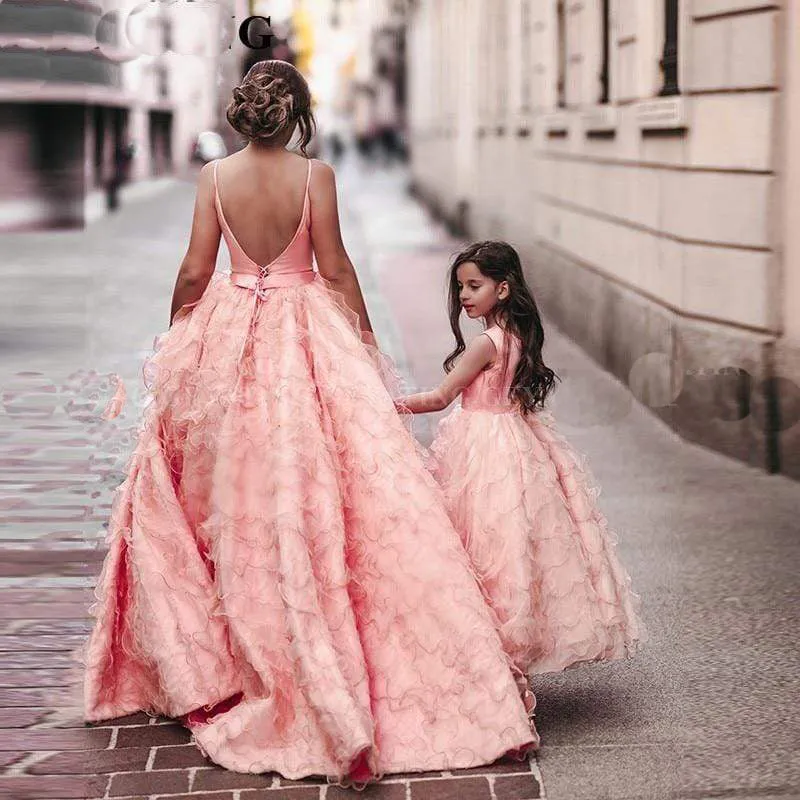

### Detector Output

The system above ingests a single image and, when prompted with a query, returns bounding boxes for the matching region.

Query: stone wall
[408,0,800,478]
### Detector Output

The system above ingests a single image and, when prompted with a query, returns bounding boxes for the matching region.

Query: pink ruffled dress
[79,159,538,782]
[429,324,646,677]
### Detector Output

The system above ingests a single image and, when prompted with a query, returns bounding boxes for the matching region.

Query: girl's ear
[497,280,510,300]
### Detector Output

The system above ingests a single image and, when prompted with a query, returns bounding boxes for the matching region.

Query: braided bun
[226,60,316,155]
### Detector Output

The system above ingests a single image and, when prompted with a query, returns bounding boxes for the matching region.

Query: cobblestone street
[1,156,798,800]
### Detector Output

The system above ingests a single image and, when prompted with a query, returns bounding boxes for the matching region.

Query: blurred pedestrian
[373,57,401,166]
[314,101,346,164]
[327,106,348,164]
[329,130,345,163]
[352,81,376,164]
[107,141,134,211]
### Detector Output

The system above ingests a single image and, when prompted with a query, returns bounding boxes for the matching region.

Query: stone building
[0,0,131,229]
[0,0,230,230]
[121,0,233,184]
[407,0,800,479]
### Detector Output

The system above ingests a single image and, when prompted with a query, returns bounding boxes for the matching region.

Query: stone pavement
[1,152,799,800]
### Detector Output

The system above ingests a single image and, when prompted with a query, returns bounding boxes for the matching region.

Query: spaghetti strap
[212,159,220,203]
[303,158,313,218]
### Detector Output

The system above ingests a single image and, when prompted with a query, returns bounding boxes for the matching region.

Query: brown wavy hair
[444,241,558,415]
[226,60,316,156]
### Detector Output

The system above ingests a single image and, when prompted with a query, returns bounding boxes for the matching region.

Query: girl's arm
[170,162,221,325]
[309,161,375,338]
[395,334,496,414]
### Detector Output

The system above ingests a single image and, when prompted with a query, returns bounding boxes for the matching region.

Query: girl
[80,64,538,784]
[395,240,645,680]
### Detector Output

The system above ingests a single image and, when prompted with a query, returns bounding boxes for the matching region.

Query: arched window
[658,0,679,96]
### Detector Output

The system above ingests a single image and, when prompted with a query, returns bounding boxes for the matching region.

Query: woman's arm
[395,334,496,414]
[309,160,375,338]
[169,162,221,326]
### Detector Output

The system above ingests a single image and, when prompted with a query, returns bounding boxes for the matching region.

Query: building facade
[120,0,231,183]
[407,0,800,479]
[0,0,131,229]
[0,0,230,231]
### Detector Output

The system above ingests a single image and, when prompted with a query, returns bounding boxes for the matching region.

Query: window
[658,0,679,96]
[478,0,490,123]
[520,0,532,112]
[164,19,173,52]
[599,0,610,103]
[497,0,508,118]
[556,0,566,108]
[156,63,168,98]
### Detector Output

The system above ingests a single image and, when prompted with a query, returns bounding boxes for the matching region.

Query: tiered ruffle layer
[77,273,538,781]
[429,406,646,677]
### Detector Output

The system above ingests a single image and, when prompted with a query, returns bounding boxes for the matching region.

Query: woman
[80,60,538,784]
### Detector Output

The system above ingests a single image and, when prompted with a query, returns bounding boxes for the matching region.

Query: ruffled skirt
[78,273,538,781]
[428,406,646,676]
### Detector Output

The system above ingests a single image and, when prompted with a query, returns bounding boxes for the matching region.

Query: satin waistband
[230,268,317,291]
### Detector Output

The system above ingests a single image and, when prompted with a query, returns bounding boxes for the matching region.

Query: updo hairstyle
[226,60,315,155]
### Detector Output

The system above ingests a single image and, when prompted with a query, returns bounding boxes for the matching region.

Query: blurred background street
[1,1,799,799]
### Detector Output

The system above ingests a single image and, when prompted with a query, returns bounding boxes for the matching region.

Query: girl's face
[456,261,508,320]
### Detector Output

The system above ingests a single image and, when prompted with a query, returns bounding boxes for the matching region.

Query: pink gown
[429,324,646,677]
[79,158,538,781]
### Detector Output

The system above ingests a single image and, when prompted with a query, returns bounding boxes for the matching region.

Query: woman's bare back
[214,151,311,268]
[171,146,374,337]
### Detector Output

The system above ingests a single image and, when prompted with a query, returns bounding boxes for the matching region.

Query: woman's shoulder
[201,152,238,182]
[307,158,338,198]
[212,151,246,168]
[217,151,321,168]
[309,157,334,178]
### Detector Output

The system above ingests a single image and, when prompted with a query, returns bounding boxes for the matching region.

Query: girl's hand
[397,334,496,414]
[394,398,411,414]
